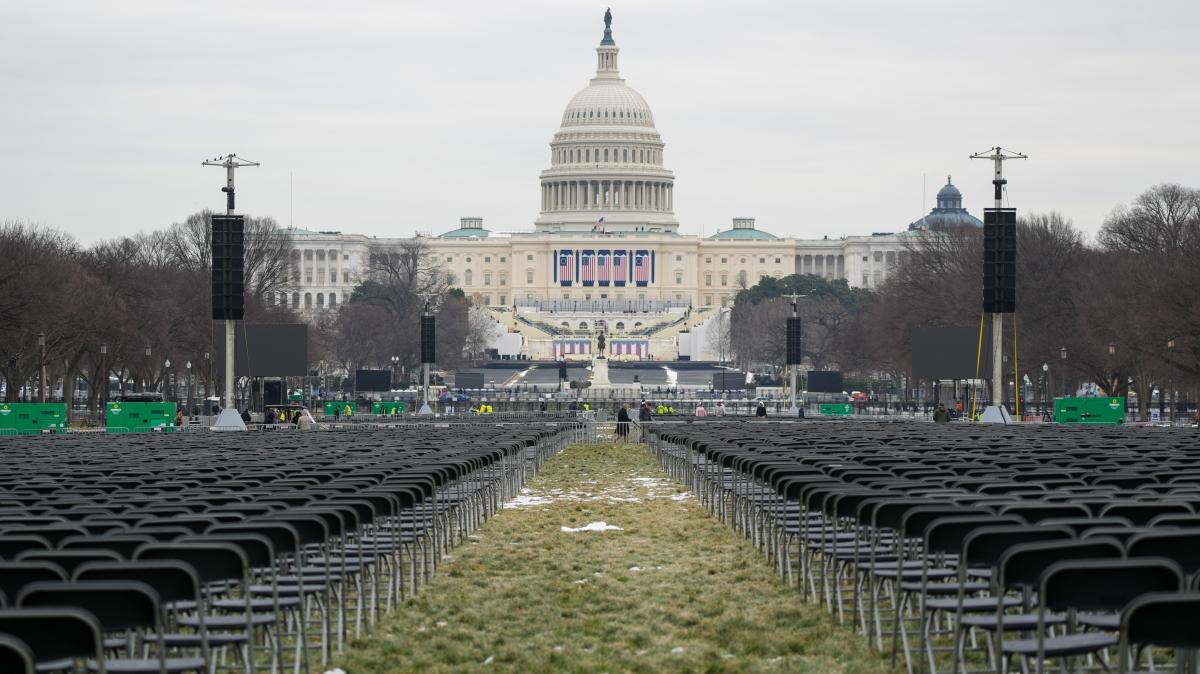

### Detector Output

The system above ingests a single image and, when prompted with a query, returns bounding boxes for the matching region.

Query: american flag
[558,250,574,285]
[580,251,594,285]
[592,216,606,233]
[597,251,610,285]
[635,252,650,285]
[612,251,626,286]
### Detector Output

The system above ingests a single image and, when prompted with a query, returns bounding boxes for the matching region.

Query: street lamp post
[1167,338,1176,424]
[99,342,108,416]
[1059,346,1068,397]
[143,345,151,393]
[1041,362,1049,418]
[163,359,171,397]
[390,356,399,390]
[186,361,193,415]
[37,333,46,403]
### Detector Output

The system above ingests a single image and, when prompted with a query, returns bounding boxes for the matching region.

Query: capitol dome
[535,10,678,233]
[560,83,655,128]
[909,175,984,231]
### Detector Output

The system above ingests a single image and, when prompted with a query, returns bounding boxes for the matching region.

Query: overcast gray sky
[2,0,1197,244]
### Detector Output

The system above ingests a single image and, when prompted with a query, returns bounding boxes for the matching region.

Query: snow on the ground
[561,521,624,533]
[503,475,691,509]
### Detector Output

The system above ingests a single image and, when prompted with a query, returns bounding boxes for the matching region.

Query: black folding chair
[19,579,205,673]
[1119,592,1200,674]
[1003,559,1185,674]
[0,607,104,674]
[0,632,34,674]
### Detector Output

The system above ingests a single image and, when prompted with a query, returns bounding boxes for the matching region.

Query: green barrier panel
[1054,397,1125,425]
[0,403,68,435]
[323,402,358,417]
[818,403,853,416]
[106,401,177,432]
[372,402,407,415]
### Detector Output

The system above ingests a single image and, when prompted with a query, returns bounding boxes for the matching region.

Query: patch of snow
[573,579,588,585]
[628,566,642,572]
[671,646,685,654]
[435,620,447,628]
[483,656,494,665]
[561,521,624,533]
[323,669,347,674]
[671,492,692,501]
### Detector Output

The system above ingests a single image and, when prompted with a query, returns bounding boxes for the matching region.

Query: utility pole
[784,293,806,417]
[203,153,258,430]
[970,146,1026,423]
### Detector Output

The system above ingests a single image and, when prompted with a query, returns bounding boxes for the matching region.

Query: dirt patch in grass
[327,442,895,674]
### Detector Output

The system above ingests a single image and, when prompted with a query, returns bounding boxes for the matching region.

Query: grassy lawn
[327,442,896,674]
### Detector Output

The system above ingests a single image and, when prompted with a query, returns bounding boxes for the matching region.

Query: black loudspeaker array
[211,215,245,321]
[420,315,436,364]
[786,317,803,365]
[983,208,1017,314]
[558,360,568,381]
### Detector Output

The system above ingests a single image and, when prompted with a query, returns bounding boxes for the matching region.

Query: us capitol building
[283,12,980,359]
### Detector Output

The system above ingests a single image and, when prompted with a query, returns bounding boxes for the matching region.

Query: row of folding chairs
[0,421,583,673]
[647,420,1200,674]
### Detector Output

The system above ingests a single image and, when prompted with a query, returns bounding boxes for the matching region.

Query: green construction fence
[818,403,853,416]
[1053,397,1126,425]
[372,401,406,415]
[323,402,359,417]
[0,403,68,435]
[106,401,177,432]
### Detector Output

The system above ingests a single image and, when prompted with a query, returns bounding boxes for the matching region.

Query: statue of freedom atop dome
[601,8,615,45]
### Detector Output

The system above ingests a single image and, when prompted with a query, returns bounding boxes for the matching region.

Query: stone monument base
[590,356,611,388]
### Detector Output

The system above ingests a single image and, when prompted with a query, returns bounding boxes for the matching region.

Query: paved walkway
[328,442,893,674]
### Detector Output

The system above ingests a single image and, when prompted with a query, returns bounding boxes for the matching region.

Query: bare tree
[705,308,732,364]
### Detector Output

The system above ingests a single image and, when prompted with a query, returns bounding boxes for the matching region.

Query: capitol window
[675,255,682,261]
[775,257,781,264]
[759,257,765,264]
[484,256,491,263]
[500,256,506,263]
[527,254,533,261]
[720,257,727,264]
[464,270,473,285]
[704,273,712,286]
[499,274,507,286]
[466,257,472,263]
[705,257,711,264]
[720,273,728,286]
[525,270,533,284]
[674,270,683,284]
[484,273,492,286]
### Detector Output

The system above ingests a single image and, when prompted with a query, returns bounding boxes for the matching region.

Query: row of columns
[799,254,845,279]
[541,180,673,213]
